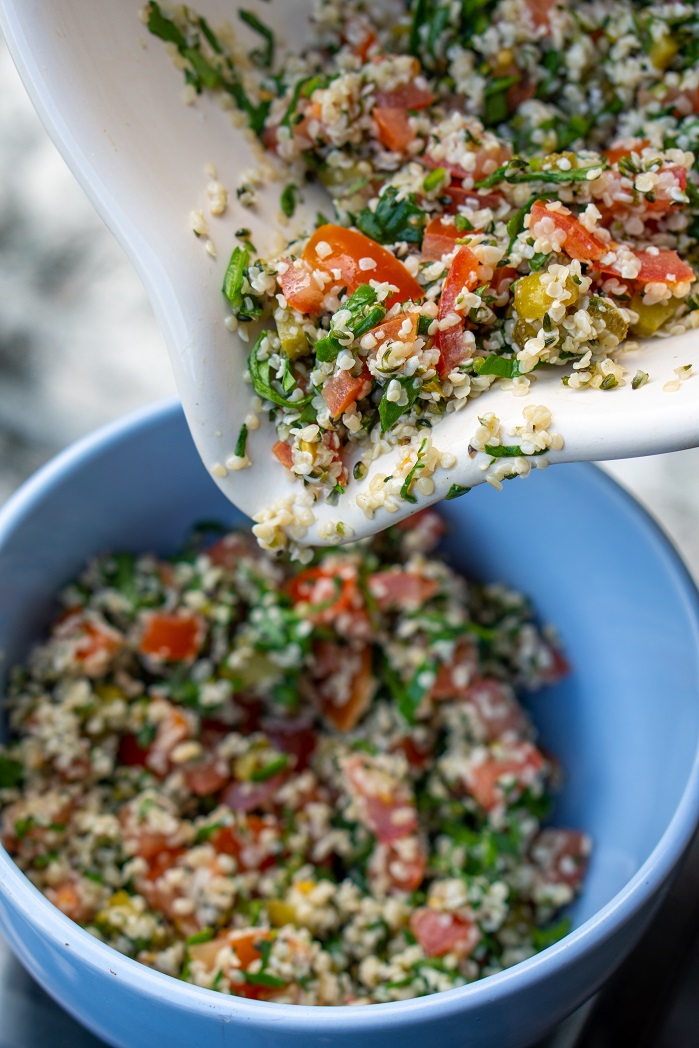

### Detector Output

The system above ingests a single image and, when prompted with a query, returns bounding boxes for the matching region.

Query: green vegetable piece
[400,437,428,503]
[587,296,629,342]
[532,916,571,951]
[445,484,471,500]
[0,754,23,788]
[473,355,523,378]
[248,333,314,409]
[250,754,290,782]
[316,286,386,362]
[483,74,520,127]
[379,376,422,432]
[146,2,187,48]
[357,187,426,246]
[222,247,249,311]
[423,167,446,192]
[234,423,248,459]
[186,928,214,946]
[632,370,649,390]
[476,155,608,189]
[484,444,545,458]
[280,184,297,219]
[238,9,275,67]
[243,971,287,988]
[417,315,433,336]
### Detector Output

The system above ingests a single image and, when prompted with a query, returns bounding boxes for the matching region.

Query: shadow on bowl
[0,398,698,1048]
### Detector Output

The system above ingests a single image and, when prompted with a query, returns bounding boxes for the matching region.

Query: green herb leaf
[0,754,23,788]
[248,333,314,409]
[250,754,290,782]
[423,167,446,192]
[532,916,571,951]
[146,2,187,48]
[280,184,298,219]
[484,443,546,458]
[476,155,608,189]
[445,483,471,500]
[379,376,422,432]
[473,355,522,378]
[316,285,387,362]
[242,970,287,988]
[357,187,426,246]
[238,9,275,67]
[234,423,248,459]
[400,437,428,502]
[186,928,214,946]
[222,247,249,311]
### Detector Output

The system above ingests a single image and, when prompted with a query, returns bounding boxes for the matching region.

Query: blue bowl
[1,398,698,1048]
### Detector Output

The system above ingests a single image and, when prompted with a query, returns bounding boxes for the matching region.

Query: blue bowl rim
[0,395,698,1033]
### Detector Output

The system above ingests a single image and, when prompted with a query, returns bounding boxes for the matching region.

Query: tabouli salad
[0,511,587,1004]
[145,0,699,511]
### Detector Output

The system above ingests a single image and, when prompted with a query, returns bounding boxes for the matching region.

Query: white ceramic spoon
[2,0,699,544]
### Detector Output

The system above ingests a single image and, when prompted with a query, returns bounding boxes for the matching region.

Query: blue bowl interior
[1,401,698,940]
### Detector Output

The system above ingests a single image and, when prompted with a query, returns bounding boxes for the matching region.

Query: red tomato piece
[464,741,546,811]
[45,879,96,923]
[354,30,377,62]
[464,678,530,742]
[525,0,557,29]
[221,774,286,813]
[442,183,504,212]
[410,908,481,958]
[604,138,650,164]
[422,216,463,262]
[367,569,439,610]
[374,82,435,110]
[321,364,372,418]
[206,531,260,570]
[395,507,447,550]
[183,757,230,797]
[430,640,479,699]
[272,440,294,470]
[210,815,280,871]
[374,107,415,152]
[56,612,123,675]
[118,733,151,768]
[303,225,424,309]
[261,718,317,771]
[529,200,607,262]
[342,753,417,842]
[436,245,481,378]
[287,565,359,624]
[319,645,375,731]
[369,836,427,893]
[371,312,419,349]
[140,612,203,661]
[423,142,512,183]
[532,828,590,891]
[627,248,693,285]
[280,257,326,314]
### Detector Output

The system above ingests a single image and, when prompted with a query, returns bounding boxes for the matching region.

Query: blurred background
[2,29,699,1048]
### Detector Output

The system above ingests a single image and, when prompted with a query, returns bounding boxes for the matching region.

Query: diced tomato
[525,0,556,29]
[395,507,447,550]
[189,927,271,972]
[206,531,260,570]
[374,81,435,111]
[424,141,512,183]
[367,569,439,610]
[599,247,694,286]
[210,815,280,871]
[354,30,377,62]
[374,107,415,152]
[436,245,481,378]
[183,757,230,797]
[489,265,518,296]
[397,735,431,769]
[145,846,184,881]
[430,640,479,699]
[342,753,417,842]
[529,200,607,262]
[369,836,427,893]
[287,565,360,624]
[410,908,481,958]
[221,774,286,813]
[319,644,375,731]
[442,183,503,212]
[322,364,372,418]
[422,216,463,262]
[261,718,317,771]
[370,312,419,348]
[118,733,151,768]
[604,138,650,164]
[139,612,203,661]
[56,613,122,675]
[280,257,326,314]
[464,740,546,811]
[463,678,530,742]
[272,440,294,470]
[45,879,96,923]
[532,827,590,891]
[302,225,424,309]
[145,702,196,778]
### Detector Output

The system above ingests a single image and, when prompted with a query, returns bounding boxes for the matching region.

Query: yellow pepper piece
[109,891,131,908]
[234,752,258,781]
[294,880,316,894]
[267,900,297,927]
[649,33,679,71]
[514,274,551,321]
[630,296,678,337]
[277,318,309,360]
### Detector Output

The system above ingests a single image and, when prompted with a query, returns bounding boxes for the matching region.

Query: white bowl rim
[0,395,698,1033]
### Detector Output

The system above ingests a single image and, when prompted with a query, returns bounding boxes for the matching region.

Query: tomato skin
[422,216,463,262]
[410,908,480,958]
[272,440,294,470]
[140,612,203,661]
[280,258,326,314]
[374,107,415,152]
[599,247,693,286]
[321,364,372,418]
[302,225,424,309]
[367,570,439,610]
[436,245,481,378]
[529,201,606,262]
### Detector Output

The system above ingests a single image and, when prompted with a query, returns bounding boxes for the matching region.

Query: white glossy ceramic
[2,0,699,543]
